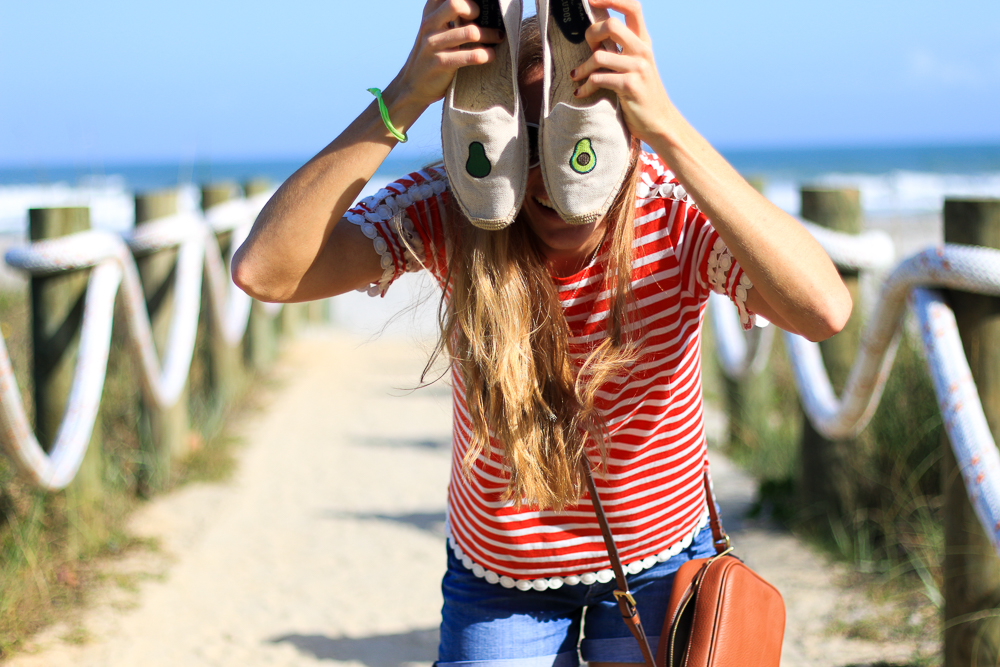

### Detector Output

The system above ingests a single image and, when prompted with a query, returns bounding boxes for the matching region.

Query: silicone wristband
[367,87,408,143]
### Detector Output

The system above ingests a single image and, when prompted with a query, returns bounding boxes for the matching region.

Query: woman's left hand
[571,0,673,145]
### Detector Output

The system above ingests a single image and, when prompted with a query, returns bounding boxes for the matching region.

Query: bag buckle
[614,590,637,607]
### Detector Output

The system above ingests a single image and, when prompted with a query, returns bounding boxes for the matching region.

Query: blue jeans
[437,526,716,667]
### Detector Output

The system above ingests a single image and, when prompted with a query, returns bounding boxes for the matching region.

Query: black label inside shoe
[550,0,591,44]
[472,0,504,30]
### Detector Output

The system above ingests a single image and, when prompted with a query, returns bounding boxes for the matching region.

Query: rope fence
[709,192,1000,664]
[0,189,296,491]
[712,236,1000,555]
[1,180,999,661]
[3,189,999,539]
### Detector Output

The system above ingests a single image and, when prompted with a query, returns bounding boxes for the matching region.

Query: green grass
[0,285,265,659]
[706,317,945,662]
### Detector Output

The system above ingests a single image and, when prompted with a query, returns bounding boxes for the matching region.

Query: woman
[232,1,851,665]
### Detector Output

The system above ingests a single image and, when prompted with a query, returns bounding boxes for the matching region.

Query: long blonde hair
[425,16,642,511]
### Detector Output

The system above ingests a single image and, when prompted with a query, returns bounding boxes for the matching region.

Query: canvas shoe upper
[442,0,527,231]
[537,0,631,226]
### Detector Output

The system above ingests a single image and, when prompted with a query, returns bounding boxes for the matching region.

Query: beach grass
[705,310,946,652]
[0,286,256,658]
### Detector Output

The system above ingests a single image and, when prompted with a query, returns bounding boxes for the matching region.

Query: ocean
[1,144,998,236]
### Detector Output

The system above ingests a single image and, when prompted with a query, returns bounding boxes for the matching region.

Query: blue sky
[1,0,998,166]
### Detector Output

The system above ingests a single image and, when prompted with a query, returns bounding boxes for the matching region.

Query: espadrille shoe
[538,0,631,226]
[442,0,527,231]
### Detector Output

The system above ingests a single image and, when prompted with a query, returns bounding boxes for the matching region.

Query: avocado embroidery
[466,142,492,179]
[570,138,596,174]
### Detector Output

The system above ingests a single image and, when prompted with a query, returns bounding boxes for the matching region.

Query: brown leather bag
[583,465,786,667]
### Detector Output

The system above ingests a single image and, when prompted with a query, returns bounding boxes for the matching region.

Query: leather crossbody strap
[582,463,729,667]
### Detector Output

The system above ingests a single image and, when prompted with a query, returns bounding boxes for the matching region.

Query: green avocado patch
[570,139,596,174]
[466,142,492,179]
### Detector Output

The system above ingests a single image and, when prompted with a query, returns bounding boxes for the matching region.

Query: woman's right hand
[233,0,504,304]
[387,0,506,112]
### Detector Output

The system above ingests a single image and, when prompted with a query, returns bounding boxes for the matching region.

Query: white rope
[711,221,895,382]
[0,195,276,490]
[0,262,119,489]
[785,245,1000,440]
[913,287,1000,553]
[711,214,1000,556]
[709,293,774,381]
[796,218,896,272]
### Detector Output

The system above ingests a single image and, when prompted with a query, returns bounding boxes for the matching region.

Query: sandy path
[6,317,934,666]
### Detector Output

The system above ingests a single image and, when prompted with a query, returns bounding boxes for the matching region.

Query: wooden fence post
[29,207,103,504]
[133,190,189,492]
[241,179,279,370]
[280,300,305,338]
[943,198,1000,666]
[242,177,271,199]
[797,187,863,522]
[201,183,244,409]
[307,299,327,324]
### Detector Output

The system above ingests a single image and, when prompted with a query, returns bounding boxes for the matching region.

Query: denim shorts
[437,525,716,667]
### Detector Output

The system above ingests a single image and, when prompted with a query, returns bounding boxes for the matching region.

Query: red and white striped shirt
[345,152,753,591]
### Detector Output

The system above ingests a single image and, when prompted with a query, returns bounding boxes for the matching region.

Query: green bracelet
[367,87,408,143]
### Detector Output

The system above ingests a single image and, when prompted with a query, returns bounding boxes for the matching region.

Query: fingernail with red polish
[570,68,577,78]
[573,88,580,97]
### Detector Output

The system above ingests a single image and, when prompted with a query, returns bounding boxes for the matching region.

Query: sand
[4,284,938,665]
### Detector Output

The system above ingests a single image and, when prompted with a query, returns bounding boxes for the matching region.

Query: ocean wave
[1,169,997,236]
[765,170,1000,216]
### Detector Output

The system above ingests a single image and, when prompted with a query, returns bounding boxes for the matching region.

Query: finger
[586,16,648,56]
[429,0,480,28]
[437,46,496,69]
[574,71,632,99]
[430,24,505,50]
[570,50,633,82]
[588,0,648,40]
[422,0,446,20]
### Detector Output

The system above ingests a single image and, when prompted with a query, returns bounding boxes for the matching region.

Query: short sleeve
[642,154,756,331]
[344,167,452,297]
